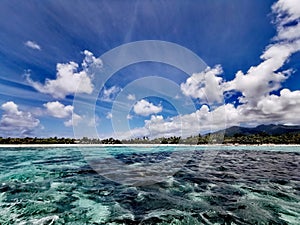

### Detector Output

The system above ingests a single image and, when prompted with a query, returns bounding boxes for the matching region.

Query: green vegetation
[0,137,76,144]
[223,132,300,145]
[0,132,299,145]
[122,136,181,144]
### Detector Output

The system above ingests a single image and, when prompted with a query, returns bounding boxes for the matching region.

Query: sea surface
[0,145,299,224]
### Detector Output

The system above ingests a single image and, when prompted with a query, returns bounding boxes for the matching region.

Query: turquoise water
[0,146,299,224]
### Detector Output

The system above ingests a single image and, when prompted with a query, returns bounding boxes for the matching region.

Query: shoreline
[0,143,300,148]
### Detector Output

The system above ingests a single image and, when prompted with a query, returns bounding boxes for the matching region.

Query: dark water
[0,146,299,224]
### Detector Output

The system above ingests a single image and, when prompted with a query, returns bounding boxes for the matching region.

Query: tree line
[0,137,76,144]
[1,132,300,145]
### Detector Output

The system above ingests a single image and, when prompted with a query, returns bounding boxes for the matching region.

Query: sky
[0,0,300,138]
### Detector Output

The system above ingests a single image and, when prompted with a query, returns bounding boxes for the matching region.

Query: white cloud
[224,42,297,106]
[120,93,300,139]
[127,114,133,120]
[26,62,93,99]
[137,87,300,138]
[117,105,226,139]
[81,50,103,69]
[25,40,41,50]
[0,101,40,136]
[141,105,231,138]
[26,50,101,98]
[127,94,136,101]
[43,101,73,118]
[276,23,300,41]
[180,65,224,104]
[2,101,21,115]
[64,113,82,127]
[256,89,300,124]
[44,101,82,127]
[133,99,162,116]
[272,0,300,42]
[106,112,113,119]
[100,86,121,102]
[272,0,300,26]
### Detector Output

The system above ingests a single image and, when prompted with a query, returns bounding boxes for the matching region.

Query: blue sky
[0,0,300,138]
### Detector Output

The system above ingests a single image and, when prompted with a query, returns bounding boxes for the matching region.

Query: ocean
[0,145,299,224]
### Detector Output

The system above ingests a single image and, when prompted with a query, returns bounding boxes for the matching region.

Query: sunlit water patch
[0,146,299,224]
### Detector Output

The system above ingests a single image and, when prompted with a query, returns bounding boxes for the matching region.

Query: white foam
[73,198,110,223]
[279,213,299,224]
[18,215,59,225]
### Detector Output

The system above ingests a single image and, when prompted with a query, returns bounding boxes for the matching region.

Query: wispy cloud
[24,40,41,50]
[99,86,122,102]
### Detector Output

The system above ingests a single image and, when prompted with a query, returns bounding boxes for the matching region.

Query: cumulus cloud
[133,99,162,116]
[117,105,227,139]
[127,94,136,101]
[25,40,41,50]
[256,89,300,124]
[224,42,299,106]
[43,101,73,118]
[100,86,121,102]
[2,101,20,115]
[141,105,232,138]
[121,94,300,139]
[130,87,300,139]
[44,101,81,127]
[26,50,101,98]
[181,65,224,104]
[0,101,40,136]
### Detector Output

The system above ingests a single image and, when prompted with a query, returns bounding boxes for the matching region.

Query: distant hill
[216,124,300,137]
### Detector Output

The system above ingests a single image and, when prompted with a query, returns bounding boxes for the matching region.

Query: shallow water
[0,146,299,224]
